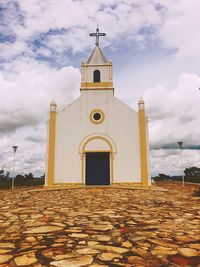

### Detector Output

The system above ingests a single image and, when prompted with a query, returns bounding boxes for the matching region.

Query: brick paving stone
[0,183,199,266]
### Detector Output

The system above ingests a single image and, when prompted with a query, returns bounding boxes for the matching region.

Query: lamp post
[12,146,18,190]
[177,142,184,186]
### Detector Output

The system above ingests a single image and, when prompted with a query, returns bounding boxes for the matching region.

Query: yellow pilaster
[47,100,57,187]
[138,98,149,187]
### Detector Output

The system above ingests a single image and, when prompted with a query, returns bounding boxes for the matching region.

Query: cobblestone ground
[0,184,200,267]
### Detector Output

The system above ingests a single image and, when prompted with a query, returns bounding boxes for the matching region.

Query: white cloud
[0,41,27,60]
[150,148,200,176]
[0,0,165,61]
[142,72,200,175]
[0,124,46,177]
[0,59,80,176]
[0,59,80,133]
[157,0,200,59]
[145,72,200,149]
[1,0,199,62]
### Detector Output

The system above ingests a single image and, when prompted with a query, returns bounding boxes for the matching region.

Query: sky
[0,0,200,177]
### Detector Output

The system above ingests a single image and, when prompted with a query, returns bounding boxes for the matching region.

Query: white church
[45,27,150,188]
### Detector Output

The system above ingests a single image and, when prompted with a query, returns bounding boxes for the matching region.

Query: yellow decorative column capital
[50,99,57,112]
[138,98,149,187]
[47,99,57,188]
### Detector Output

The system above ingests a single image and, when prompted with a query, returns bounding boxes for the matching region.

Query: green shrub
[0,178,44,189]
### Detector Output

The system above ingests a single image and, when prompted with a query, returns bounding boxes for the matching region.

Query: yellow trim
[47,111,56,187]
[81,87,114,91]
[78,133,117,154]
[81,82,113,88]
[44,182,144,189]
[111,153,114,183]
[82,136,113,153]
[84,150,110,152]
[139,108,149,187]
[81,154,84,184]
[89,109,105,124]
[54,183,83,186]
[80,136,114,185]
[113,182,142,186]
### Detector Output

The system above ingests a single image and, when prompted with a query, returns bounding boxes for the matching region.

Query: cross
[89,26,106,46]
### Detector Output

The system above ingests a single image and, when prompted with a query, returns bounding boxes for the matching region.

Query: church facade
[45,28,150,188]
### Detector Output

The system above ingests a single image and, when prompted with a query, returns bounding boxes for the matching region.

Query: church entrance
[85,152,110,185]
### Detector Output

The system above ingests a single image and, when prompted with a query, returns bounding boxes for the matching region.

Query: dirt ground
[0,183,199,266]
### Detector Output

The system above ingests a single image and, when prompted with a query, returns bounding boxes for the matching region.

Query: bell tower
[80,27,114,92]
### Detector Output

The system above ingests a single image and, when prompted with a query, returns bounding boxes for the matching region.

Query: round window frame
[89,109,105,124]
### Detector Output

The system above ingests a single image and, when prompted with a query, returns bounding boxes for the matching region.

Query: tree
[16,174,25,180]
[5,171,10,179]
[0,169,4,178]
[25,173,34,179]
[184,167,200,177]
[158,173,171,181]
[153,173,171,181]
[184,167,200,183]
[0,169,9,182]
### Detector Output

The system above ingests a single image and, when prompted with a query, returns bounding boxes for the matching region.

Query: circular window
[93,112,101,121]
[90,109,105,124]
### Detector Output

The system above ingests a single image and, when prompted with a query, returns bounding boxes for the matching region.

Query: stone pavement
[0,184,199,266]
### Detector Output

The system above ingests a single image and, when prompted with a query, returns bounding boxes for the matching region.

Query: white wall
[50,90,143,184]
[81,65,112,83]
[84,138,111,151]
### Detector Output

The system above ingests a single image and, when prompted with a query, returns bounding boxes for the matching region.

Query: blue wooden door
[85,152,110,185]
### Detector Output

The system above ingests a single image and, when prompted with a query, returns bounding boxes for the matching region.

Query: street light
[12,146,18,190]
[177,142,184,186]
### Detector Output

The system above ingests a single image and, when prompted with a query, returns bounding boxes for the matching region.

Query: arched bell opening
[93,70,101,82]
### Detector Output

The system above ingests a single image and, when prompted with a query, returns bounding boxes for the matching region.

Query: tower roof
[86,45,109,64]
[80,27,113,92]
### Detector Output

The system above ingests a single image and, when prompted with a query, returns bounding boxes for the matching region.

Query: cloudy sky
[0,0,200,177]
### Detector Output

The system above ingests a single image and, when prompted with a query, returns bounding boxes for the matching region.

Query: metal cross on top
[89,26,106,46]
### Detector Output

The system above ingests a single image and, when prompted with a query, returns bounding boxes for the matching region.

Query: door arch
[79,134,117,185]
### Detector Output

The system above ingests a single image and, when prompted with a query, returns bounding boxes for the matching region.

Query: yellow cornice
[80,88,114,92]
[81,82,113,88]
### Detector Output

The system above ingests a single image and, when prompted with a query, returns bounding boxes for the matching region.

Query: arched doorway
[79,134,117,185]
[85,151,110,185]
